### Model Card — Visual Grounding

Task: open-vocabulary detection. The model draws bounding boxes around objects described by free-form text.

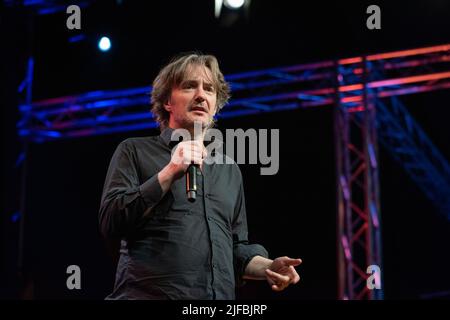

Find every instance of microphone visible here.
[186,163,198,202]
[186,121,204,202]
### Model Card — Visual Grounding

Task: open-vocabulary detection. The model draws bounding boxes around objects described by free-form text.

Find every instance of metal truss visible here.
[334,45,450,300]
[17,43,450,300]
[376,96,450,216]
[18,44,450,141]
[335,58,383,300]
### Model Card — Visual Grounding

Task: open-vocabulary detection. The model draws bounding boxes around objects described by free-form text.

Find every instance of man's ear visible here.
[164,99,172,112]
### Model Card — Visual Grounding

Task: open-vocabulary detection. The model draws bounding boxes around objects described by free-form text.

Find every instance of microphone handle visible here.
[186,164,199,202]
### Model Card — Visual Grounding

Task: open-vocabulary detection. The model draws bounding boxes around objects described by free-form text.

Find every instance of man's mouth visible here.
[191,106,208,113]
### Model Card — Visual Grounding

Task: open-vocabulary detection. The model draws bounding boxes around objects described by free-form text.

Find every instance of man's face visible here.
[165,64,217,130]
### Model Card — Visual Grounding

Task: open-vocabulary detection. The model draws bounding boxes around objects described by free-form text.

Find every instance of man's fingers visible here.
[182,147,206,165]
[282,258,302,267]
[190,156,204,166]
[188,145,207,159]
[271,284,284,292]
[171,141,207,171]
[191,141,206,153]
[265,257,302,291]
[289,266,301,283]
[270,280,290,292]
[265,269,290,283]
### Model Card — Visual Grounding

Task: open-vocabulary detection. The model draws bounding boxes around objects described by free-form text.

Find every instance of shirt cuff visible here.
[235,243,269,287]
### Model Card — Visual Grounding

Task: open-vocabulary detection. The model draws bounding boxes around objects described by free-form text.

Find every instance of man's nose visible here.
[194,87,206,103]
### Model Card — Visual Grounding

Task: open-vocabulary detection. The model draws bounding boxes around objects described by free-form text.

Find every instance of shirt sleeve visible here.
[232,168,269,287]
[98,140,163,239]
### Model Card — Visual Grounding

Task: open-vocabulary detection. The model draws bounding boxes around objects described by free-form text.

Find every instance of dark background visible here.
[2,0,450,299]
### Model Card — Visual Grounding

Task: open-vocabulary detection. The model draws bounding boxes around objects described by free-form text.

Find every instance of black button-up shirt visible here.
[99,128,268,300]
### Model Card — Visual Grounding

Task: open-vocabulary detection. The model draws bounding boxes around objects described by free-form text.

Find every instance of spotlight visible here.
[98,36,111,52]
[224,0,245,9]
[215,0,250,26]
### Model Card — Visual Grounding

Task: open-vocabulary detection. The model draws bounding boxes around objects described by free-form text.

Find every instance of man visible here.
[99,53,302,299]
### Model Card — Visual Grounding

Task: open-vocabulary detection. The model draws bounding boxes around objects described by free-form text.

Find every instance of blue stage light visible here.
[98,36,111,52]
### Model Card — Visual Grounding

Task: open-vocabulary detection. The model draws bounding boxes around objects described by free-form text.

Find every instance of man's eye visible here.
[183,83,195,89]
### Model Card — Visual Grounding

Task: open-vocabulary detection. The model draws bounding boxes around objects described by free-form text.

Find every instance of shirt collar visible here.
[160,127,176,148]
[159,127,215,149]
